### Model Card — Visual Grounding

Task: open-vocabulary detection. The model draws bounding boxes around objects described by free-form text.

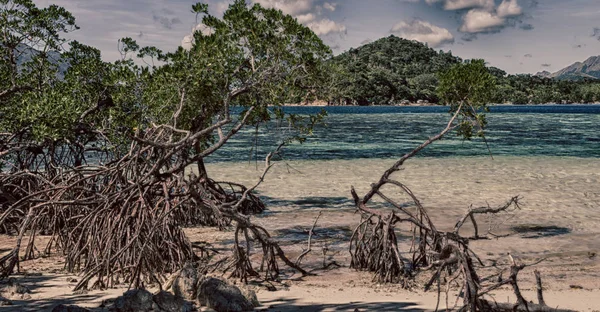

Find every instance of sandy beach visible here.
[2,156,600,311]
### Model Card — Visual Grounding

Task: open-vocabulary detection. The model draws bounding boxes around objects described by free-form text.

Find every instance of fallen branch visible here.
[295,211,322,266]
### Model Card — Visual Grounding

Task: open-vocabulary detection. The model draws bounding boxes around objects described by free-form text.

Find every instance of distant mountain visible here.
[545,56,600,80]
[535,70,552,78]
[13,43,68,77]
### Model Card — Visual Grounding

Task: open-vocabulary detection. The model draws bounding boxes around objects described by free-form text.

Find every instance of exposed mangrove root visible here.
[349,101,565,311]
[0,104,300,289]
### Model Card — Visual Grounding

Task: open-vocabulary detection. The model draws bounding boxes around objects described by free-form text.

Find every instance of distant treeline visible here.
[326,36,600,105]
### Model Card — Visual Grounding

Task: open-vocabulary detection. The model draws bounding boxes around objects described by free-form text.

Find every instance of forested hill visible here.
[330,35,461,105]
[329,36,600,105]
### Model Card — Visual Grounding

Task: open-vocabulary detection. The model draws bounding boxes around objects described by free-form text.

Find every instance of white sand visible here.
[2,156,599,311]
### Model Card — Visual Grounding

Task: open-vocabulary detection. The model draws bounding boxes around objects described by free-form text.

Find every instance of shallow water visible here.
[209,104,600,162]
[204,156,600,266]
[199,106,600,287]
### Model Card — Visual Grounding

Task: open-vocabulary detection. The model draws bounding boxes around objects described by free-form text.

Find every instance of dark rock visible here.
[172,263,198,301]
[111,289,154,312]
[51,304,91,312]
[0,295,12,306]
[152,291,194,312]
[111,289,196,312]
[198,277,254,312]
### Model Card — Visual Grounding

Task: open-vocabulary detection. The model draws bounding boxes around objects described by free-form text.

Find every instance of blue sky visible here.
[32,0,600,74]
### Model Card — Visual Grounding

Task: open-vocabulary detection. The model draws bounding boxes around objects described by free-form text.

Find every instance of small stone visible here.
[111,289,154,312]
[197,277,254,312]
[171,263,198,301]
[152,291,194,312]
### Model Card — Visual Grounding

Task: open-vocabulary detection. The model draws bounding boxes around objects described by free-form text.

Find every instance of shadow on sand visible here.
[511,224,571,239]
[260,196,354,210]
[260,297,427,312]
[1,274,116,312]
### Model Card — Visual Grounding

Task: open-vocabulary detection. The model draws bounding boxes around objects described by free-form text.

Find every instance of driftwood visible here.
[348,103,570,311]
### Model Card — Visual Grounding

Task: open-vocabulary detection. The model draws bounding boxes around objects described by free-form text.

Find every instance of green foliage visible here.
[1,0,79,141]
[492,74,600,104]
[437,59,496,106]
[437,59,496,139]
[328,35,600,106]
[129,0,332,147]
[1,0,332,169]
[330,35,461,105]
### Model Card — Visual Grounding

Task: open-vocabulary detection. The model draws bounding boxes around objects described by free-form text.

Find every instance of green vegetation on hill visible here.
[492,70,600,104]
[329,36,600,105]
[329,35,461,105]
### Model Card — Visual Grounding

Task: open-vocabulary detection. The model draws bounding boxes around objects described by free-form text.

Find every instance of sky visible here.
[31,0,600,75]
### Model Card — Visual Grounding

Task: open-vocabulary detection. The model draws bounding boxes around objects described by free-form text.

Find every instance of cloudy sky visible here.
[32,0,600,74]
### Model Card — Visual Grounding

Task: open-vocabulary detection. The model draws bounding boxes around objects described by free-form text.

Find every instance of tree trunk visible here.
[191,116,209,181]
[192,138,209,181]
[196,155,208,181]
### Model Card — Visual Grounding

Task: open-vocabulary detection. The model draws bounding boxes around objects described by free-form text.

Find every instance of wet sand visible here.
[2,156,599,311]
[201,156,600,310]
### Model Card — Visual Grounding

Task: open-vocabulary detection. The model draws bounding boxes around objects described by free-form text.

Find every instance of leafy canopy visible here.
[436,59,496,139]
[1,0,333,170]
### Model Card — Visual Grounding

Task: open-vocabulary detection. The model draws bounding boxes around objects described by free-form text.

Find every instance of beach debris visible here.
[111,289,194,312]
[0,278,32,300]
[170,263,199,301]
[197,277,256,312]
[51,304,91,312]
[152,291,195,312]
[167,264,259,310]
[112,289,155,312]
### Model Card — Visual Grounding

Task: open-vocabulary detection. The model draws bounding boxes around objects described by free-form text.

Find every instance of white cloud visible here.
[213,1,230,16]
[180,0,346,50]
[442,0,494,10]
[251,0,313,16]
[459,9,505,33]
[391,20,454,47]
[307,18,347,36]
[250,0,346,37]
[181,24,214,50]
[296,13,316,24]
[323,2,337,11]
[496,0,523,17]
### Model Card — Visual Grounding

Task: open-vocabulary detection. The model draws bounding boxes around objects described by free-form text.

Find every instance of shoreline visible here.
[203,154,600,165]
[283,102,600,107]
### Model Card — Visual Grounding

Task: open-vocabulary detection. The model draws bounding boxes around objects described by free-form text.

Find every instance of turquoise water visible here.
[209,105,600,162]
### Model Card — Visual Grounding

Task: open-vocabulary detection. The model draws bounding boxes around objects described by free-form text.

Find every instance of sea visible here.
[208,104,600,163]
